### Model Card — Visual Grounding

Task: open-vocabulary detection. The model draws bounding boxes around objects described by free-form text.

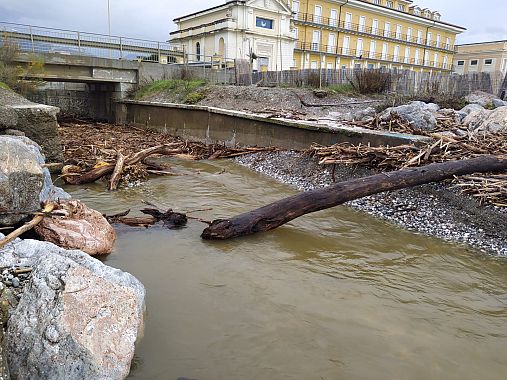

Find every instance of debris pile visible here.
[59,120,277,190]
[310,130,507,207]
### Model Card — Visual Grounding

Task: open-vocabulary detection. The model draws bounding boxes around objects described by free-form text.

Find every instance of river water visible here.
[65,159,507,380]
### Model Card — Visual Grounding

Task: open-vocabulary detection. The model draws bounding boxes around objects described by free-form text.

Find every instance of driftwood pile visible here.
[310,127,507,207]
[59,120,277,190]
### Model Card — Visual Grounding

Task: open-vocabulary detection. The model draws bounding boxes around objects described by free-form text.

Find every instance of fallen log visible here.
[201,155,507,240]
[108,153,125,191]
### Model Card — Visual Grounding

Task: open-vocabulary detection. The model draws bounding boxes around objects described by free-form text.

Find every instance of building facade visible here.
[453,40,507,76]
[169,0,296,71]
[288,0,465,71]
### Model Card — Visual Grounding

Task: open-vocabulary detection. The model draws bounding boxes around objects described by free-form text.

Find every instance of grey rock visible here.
[459,103,484,118]
[11,278,19,288]
[380,101,439,130]
[463,108,493,130]
[477,106,507,133]
[465,91,499,108]
[0,136,69,226]
[0,106,18,130]
[330,107,376,122]
[0,88,63,164]
[492,98,507,108]
[2,237,145,380]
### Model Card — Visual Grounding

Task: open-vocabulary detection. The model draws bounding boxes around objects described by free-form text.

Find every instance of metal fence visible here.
[242,68,504,97]
[0,21,183,63]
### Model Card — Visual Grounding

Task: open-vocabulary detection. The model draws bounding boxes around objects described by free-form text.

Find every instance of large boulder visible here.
[0,136,69,226]
[463,108,493,130]
[465,90,503,108]
[2,237,145,380]
[477,106,507,133]
[0,88,63,164]
[380,101,440,130]
[34,200,116,255]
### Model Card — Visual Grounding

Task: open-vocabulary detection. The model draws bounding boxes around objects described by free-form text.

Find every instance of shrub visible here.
[184,91,205,104]
[347,69,392,94]
[0,36,45,95]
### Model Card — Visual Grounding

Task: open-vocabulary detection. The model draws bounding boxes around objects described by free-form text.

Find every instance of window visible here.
[396,25,402,39]
[345,12,352,29]
[256,17,273,29]
[381,43,388,60]
[327,34,336,53]
[445,37,451,50]
[373,0,381,4]
[484,59,493,65]
[369,40,377,59]
[384,22,391,38]
[311,30,320,51]
[457,60,465,66]
[470,60,478,66]
[372,19,379,35]
[398,4,405,11]
[393,45,400,62]
[433,53,438,67]
[196,42,201,61]
[407,27,412,42]
[433,14,441,21]
[404,47,410,63]
[292,1,300,20]
[414,9,421,16]
[311,61,318,69]
[417,30,423,44]
[342,36,350,55]
[359,16,366,32]
[386,1,394,8]
[330,9,338,27]
[427,32,432,46]
[314,5,322,23]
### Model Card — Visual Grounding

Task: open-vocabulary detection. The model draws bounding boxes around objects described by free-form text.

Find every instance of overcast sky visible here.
[1,0,506,44]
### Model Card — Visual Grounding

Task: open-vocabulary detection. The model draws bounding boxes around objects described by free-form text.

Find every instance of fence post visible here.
[77,31,81,54]
[119,37,123,59]
[29,26,35,53]
[157,42,161,63]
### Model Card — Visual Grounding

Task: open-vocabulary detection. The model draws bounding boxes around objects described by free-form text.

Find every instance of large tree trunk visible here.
[201,155,507,240]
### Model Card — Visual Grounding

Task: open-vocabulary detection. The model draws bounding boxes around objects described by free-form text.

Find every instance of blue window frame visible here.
[256,17,274,29]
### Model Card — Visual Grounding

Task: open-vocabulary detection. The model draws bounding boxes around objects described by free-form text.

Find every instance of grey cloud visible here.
[1,0,506,44]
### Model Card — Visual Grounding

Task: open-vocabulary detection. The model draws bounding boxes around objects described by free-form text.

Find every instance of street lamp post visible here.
[107,0,111,58]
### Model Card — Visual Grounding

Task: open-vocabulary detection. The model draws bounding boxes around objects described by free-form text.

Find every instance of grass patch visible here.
[0,81,11,90]
[135,79,207,101]
[327,83,356,95]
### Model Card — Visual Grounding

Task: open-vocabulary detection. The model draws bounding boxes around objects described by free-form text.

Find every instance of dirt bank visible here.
[236,151,507,257]
[140,84,384,120]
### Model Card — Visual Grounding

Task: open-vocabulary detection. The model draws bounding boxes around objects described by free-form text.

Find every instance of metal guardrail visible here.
[293,12,456,53]
[295,42,452,70]
[0,21,184,63]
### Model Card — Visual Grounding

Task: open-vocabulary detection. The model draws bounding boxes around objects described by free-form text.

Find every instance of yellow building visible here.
[288,0,465,71]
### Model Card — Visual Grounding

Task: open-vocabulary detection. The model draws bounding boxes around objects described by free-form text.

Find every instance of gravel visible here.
[235,151,507,257]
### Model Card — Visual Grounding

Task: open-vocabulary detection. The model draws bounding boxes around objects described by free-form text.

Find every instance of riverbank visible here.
[235,151,507,257]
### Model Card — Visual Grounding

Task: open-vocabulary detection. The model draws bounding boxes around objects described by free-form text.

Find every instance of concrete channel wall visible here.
[116,100,431,150]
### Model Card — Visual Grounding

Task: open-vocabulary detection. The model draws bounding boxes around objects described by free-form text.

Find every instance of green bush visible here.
[0,37,45,95]
[184,91,205,104]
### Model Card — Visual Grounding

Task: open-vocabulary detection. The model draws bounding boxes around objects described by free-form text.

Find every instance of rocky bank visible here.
[0,133,145,378]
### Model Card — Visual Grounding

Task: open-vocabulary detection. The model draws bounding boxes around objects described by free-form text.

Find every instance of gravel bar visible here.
[235,151,507,257]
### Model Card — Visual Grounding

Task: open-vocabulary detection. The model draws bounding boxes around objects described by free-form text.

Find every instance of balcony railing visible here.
[295,42,452,70]
[293,13,456,52]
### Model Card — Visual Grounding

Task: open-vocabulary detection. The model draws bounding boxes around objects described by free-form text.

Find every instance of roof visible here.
[456,40,507,47]
[173,1,244,22]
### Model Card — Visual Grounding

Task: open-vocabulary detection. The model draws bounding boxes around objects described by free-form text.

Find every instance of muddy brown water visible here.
[64,159,507,380]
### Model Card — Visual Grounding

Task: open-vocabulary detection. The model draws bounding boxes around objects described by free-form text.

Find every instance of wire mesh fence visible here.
[241,68,504,97]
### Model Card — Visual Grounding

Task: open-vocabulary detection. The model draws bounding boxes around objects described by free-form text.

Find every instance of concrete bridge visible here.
[1,22,186,120]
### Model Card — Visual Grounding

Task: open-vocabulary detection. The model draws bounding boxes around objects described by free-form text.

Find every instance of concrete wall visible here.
[116,100,429,149]
[29,82,121,121]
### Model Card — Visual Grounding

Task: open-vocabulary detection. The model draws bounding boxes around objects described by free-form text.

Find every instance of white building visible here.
[169,0,297,71]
